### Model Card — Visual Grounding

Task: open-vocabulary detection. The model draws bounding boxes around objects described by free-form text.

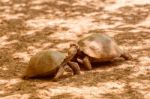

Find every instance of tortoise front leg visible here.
[68,61,80,75]
[54,66,65,80]
[83,56,92,70]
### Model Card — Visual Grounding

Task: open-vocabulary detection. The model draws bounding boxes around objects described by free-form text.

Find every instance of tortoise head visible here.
[69,43,79,53]
[62,43,78,63]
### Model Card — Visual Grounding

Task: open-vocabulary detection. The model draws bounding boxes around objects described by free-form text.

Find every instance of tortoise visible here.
[22,44,80,80]
[75,33,132,70]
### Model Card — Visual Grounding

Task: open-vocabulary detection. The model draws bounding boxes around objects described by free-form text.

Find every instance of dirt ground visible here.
[0,0,150,99]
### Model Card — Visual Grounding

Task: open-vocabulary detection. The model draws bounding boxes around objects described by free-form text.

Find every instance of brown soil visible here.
[0,0,149,99]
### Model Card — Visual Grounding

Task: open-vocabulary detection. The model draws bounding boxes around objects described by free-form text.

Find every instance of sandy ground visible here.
[0,0,150,99]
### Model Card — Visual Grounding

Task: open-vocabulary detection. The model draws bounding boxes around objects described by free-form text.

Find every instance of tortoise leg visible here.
[68,61,80,75]
[121,52,132,60]
[54,66,65,80]
[83,56,92,70]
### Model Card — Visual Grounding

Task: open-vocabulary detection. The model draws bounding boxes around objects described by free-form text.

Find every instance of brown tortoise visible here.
[75,33,132,70]
[22,44,80,80]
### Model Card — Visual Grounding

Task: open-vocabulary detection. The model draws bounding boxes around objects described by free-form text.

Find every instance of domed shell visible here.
[78,33,122,61]
[24,50,66,78]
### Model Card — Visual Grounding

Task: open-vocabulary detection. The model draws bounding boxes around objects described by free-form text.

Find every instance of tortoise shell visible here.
[24,50,66,78]
[78,33,122,61]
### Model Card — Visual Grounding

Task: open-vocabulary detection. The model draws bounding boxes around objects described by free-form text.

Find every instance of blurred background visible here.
[0,0,149,99]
